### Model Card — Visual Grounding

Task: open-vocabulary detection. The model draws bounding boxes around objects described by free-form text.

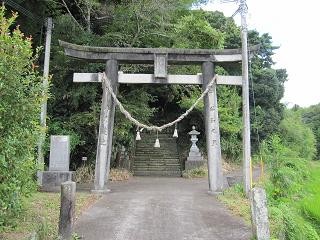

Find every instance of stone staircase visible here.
[133,133,181,177]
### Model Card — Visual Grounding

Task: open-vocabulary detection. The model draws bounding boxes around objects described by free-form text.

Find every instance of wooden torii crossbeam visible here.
[59,40,258,194]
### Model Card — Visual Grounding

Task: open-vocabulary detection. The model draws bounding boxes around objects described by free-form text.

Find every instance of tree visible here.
[248,31,287,151]
[0,7,45,226]
[302,103,320,159]
[280,109,316,160]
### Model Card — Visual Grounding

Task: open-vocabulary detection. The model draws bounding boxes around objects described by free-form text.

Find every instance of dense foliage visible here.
[302,103,320,159]
[0,7,45,227]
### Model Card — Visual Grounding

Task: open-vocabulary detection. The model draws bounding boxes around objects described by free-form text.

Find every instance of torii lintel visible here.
[59,40,259,64]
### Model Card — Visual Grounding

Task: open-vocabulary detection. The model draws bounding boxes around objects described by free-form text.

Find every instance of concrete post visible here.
[202,62,223,193]
[37,17,53,184]
[240,0,252,196]
[58,181,76,240]
[93,60,118,193]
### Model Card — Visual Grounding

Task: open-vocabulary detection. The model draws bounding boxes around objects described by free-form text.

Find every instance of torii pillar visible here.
[203,62,223,193]
[92,60,118,193]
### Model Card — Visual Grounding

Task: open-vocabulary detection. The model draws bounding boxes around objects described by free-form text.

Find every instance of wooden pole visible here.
[37,17,53,184]
[240,0,252,196]
[202,62,223,193]
[93,60,118,193]
[58,181,76,240]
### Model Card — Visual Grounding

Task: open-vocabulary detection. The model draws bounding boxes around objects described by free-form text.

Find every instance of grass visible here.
[0,191,100,240]
[75,166,132,183]
[109,168,133,181]
[182,166,208,178]
[217,161,320,239]
[182,161,239,179]
[300,161,320,232]
[217,184,251,225]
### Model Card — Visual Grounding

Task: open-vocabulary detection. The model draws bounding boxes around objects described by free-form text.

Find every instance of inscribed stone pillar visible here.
[202,62,223,193]
[105,60,118,184]
[251,187,270,240]
[93,60,118,193]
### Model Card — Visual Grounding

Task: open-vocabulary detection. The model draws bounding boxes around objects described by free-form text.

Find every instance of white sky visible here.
[203,0,320,107]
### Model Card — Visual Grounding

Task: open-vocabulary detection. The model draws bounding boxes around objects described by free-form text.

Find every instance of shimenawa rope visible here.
[100,72,217,132]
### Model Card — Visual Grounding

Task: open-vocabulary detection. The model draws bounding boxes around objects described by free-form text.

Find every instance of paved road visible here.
[75,177,252,240]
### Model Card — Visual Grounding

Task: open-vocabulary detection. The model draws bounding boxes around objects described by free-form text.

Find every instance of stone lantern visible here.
[185,126,204,170]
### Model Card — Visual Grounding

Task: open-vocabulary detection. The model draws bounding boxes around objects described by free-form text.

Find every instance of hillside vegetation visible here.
[220,108,320,239]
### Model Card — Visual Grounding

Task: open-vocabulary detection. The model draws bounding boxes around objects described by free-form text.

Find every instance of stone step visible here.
[137,141,177,144]
[135,147,178,150]
[135,151,178,154]
[136,147,178,150]
[133,163,180,167]
[136,140,177,143]
[134,157,179,160]
[134,170,181,177]
[135,149,178,153]
[134,159,179,162]
[135,148,178,152]
[134,161,179,164]
[134,132,181,176]
[135,156,179,158]
[134,162,180,167]
[136,145,178,148]
[135,152,178,155]
[133,166,181,171]
[137,140,177,143]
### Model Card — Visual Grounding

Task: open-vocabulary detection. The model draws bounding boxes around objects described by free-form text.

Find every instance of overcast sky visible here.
[203,0,320,107]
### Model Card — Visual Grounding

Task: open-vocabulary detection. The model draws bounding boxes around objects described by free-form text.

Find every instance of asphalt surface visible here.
[75,177,252,240]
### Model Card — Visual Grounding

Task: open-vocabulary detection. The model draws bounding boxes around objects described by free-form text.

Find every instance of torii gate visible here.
[59,40,257,194]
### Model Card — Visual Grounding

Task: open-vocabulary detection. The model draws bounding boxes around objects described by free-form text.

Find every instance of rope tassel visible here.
[136,127,141,141]
[173,123,178,138]
[154,131,160,148]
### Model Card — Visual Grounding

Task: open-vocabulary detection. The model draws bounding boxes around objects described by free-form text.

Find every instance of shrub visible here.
[260,135,308,200]
[109,168,132,181]
[0,7,45,227]
[74,164,95,183]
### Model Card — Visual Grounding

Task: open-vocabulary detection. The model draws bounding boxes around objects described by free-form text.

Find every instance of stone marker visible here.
[49,135,70,171]
[59,181,76,240]
[40,135,73,191]
[185,126,205,170]
[251,187,270,240]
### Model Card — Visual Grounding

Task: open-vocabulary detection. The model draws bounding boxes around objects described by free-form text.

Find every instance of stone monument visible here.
[185,126,205,170]
[41,135,73,191]
[251,187,270,240]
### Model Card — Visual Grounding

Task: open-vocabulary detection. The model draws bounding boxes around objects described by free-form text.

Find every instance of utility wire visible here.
[2,0,43,23]
[248,45,261,146]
